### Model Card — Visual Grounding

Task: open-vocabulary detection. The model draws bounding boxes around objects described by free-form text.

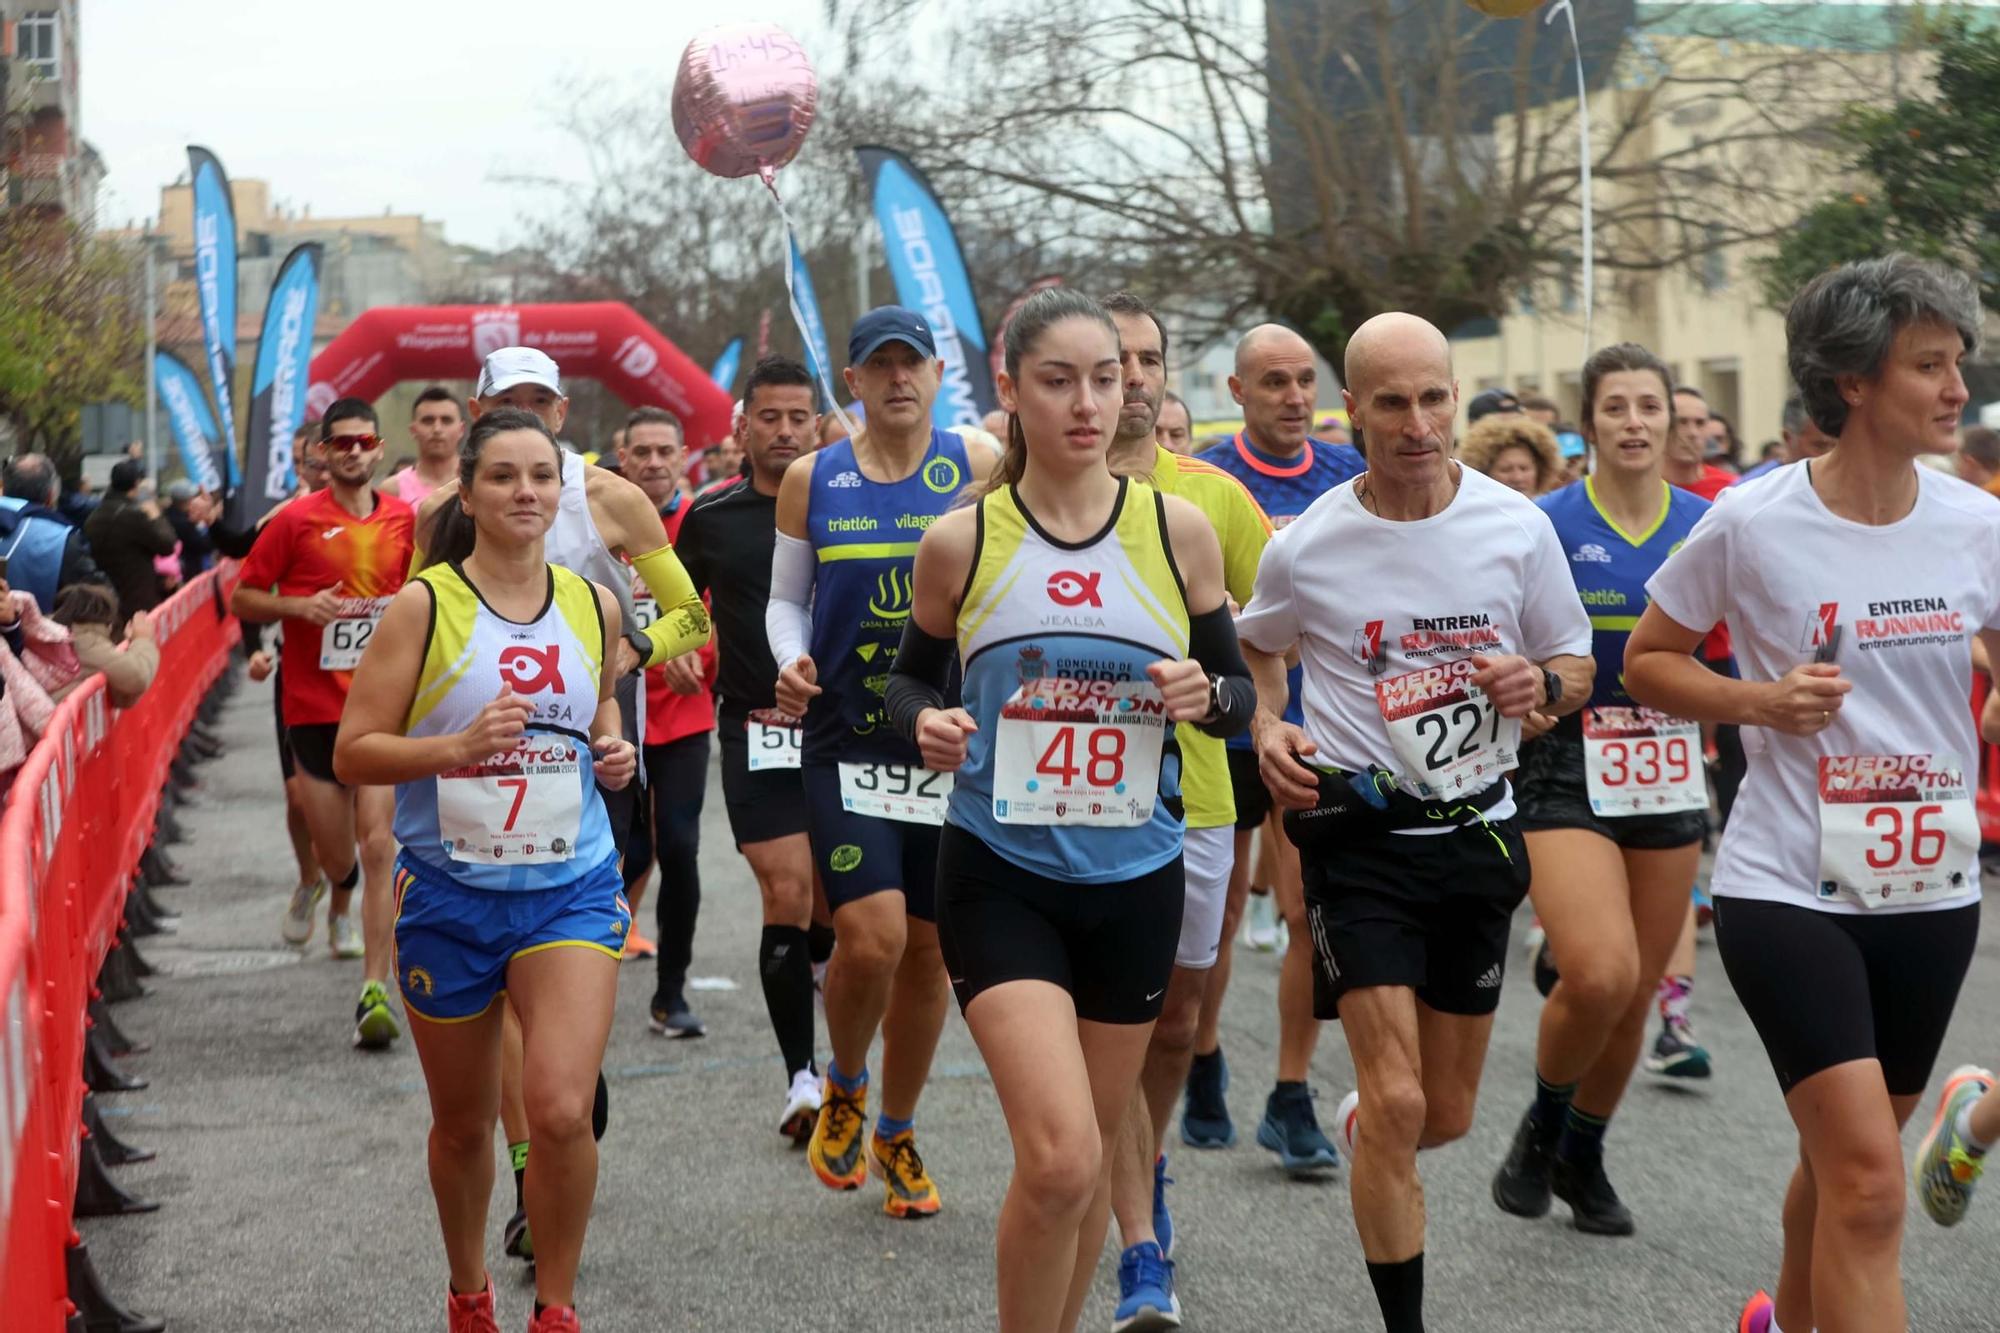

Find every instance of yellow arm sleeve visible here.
[630,544,711,665]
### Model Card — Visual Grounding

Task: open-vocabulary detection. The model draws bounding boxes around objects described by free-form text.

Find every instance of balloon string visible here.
[1545,0,1593,351]
[762,170,858,440]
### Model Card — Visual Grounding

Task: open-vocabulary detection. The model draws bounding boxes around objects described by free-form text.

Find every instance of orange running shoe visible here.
[870,1128,942,1219]
[621,932,657,961]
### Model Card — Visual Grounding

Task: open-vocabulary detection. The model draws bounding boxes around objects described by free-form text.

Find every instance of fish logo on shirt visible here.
[499,644,563,695]
[1046,571,1103,608]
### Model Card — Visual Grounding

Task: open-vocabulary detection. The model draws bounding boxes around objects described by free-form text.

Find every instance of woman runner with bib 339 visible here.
[885,289,1255,1333]
[334,407,642,1333]
[1490,343,1713,1238]
[1626,256,2000,1333]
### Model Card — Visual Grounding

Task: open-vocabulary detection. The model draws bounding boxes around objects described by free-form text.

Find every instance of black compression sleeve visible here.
[885,620,956,743]
[1188,603,1255,740]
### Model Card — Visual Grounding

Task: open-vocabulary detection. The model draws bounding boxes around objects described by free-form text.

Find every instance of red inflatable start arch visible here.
[306,302,735,446]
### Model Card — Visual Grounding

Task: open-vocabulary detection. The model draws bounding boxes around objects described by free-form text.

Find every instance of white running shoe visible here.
[281,877,327,947]
[780,1067,823,1143]
[1244,892,1281,952]
[1333,1089,1360,1159]
[1521,916,1547,960]
[329,913,364,959]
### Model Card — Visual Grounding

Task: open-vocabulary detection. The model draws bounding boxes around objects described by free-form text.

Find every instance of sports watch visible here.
[1540,666,1563,707]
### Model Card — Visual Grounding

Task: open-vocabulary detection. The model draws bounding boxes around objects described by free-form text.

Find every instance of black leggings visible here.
[624,732,711,1005]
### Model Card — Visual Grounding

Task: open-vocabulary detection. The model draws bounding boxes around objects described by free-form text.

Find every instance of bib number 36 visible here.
[1817,753,1977,910]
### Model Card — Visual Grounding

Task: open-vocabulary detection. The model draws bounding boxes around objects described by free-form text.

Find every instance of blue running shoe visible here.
[1180,1048,1234,1148]
[1152,1154,1175,1258]
[1112,1241,1181,1331]
[1256,1082,1339,1176]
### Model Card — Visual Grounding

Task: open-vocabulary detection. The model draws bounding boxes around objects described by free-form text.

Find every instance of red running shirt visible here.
[239,488,416,726]
[640,495,718,746]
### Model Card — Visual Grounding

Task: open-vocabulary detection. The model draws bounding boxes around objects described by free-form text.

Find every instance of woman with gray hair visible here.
[1623,253,1993,1333]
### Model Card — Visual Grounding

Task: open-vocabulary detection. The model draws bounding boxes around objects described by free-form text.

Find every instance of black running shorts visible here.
[285,723,343,787]
[1228,747,1274,831]
[719,722,810,848]
[1715,896,1979,1097]
[934,822,1182,1025]
[1301,814,1530,1019]
[802,763,941,922]
[1514,731,1707,851]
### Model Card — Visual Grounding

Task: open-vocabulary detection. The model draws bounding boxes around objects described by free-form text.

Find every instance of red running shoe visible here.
[527,1305,581,1333]
[1736,1290,1773,1333]
[447,1275,499,1333]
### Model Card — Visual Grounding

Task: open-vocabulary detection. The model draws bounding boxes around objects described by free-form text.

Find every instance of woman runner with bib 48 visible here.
[333,407,644,1333]
[1490,343,1712,1237]
[885,289,1255,1333]
[1626,256,2000,1333]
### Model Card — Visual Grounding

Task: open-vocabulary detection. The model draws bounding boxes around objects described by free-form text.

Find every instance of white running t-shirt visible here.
[1235,465,1592,819]
[1646,461,2000,915]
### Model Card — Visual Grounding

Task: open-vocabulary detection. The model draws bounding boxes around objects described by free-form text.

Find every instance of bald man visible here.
[1186,324,1364,1172]
[1235,313,1593,1333]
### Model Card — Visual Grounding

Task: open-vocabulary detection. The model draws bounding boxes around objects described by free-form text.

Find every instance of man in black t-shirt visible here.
[677,355,827,1141]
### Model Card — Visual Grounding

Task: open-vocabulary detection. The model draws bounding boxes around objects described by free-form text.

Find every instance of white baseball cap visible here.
[477,346,563,398]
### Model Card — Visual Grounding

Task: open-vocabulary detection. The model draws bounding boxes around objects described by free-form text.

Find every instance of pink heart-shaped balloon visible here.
[671,22,819,181]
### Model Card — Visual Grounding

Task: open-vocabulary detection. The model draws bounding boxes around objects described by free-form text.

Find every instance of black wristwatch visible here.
[1540,666,1563,707]
[1203,672,1224,723]
[624,629,652,673]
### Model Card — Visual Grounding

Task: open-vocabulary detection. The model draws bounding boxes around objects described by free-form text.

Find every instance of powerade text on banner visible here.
[855,146,996,430]
[152,350,223,491]
[237,243,324,527]
[186,146,241,490]
[787,236,834,397]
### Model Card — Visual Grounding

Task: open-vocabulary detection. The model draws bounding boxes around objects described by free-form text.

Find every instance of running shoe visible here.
[503,1207,534,1263]
[1491,1110,1554,1219]
[807,1078,870,1190]
[1112,1241,1182,1331]
[869,1128,941,1219]
[1255,1083,1339,1175]
[1243,891,1281,952]
[281,877,327,947]
[1551,1151,1635,1236]
[1533,938,1560,999]
[647,1000,706,1039]
[1693,882,1715,929]
[1913,1063,1995,1227]
[448,1275,500,1333]
[620,931,657,961]
[1736,1290,1773,1333]
[1520,915,1546,960]
[353,980,400,1050]
[1645,1015,1712,1080]
[780,1067,821,1144]
[1153,1154,1175,1258]
[329,912,364,960]
[1180,1048,1235,1148]
[1333,1089,1359,1159]
[526,1305,579,1333]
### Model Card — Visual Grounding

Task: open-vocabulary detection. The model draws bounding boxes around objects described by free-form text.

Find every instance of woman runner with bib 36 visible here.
[885,289,1255,1333]
[1490,343,1712,1237]
[1626,256,2000,1333]
[333,407,642,1333]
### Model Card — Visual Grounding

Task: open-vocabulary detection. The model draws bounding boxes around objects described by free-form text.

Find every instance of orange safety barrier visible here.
[0,564,241,1330]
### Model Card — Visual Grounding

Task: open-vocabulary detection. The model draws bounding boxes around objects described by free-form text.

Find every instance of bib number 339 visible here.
[991,678,1167,827]
[1375,659,1519,800]
[1582,707,1707,816]
[438,736,583,865]
[1817,753,1977,910]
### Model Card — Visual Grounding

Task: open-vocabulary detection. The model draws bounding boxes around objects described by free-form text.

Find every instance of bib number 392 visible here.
[990,678,1167,826]
[318,597,392,671]
[1817,753,1977,910]
[837,762,952,826]
[1582,707,1707,816]
[1376,659,1520,800]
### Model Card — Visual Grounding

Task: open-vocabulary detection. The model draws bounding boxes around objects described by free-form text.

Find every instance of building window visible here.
[1701,225,1728,293]
[19,10,59,80]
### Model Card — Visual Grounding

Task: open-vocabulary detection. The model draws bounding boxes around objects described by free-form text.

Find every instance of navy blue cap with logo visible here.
[848,306,938,366]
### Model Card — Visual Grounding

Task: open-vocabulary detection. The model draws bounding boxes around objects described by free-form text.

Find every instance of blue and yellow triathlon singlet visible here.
[950,479,1189,883]
[392,562,616,890]
[803,428,971,766]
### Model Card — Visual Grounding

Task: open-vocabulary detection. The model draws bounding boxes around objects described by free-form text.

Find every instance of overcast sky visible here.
[84,0,833,249]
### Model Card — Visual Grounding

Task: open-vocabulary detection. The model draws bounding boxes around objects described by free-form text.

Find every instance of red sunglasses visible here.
[320,433,384,454]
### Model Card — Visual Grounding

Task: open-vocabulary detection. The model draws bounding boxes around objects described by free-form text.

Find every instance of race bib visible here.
[631,596,659,632]
[1581,707,1707,817]
[837,762,953,826]
[1375,659,1519,800]
[318,596,392,671]
[745,708,803,771]
[990,678,1167,827]
[1817,754,1978,910]
[437,735,584,866]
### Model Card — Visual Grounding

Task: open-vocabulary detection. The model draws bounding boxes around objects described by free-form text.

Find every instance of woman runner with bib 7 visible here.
[334,407,641,1333]
[885,289,1255,1332]
[1625,256,2000,1333]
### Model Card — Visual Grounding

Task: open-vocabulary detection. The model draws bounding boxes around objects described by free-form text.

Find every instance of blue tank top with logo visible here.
[804,428,970,765]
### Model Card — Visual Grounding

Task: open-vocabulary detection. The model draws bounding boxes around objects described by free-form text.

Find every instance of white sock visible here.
[1957,1102,1994,1156]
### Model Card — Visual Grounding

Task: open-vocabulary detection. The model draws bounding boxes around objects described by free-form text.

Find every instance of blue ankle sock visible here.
[875,1114,913,1140]
[827,1059,867,1095]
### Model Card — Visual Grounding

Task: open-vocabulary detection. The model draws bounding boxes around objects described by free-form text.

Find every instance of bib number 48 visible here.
[1035,727,1126,788]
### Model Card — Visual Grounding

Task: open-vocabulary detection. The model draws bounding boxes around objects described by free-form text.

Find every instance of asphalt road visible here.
[85,677,2000,1331]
